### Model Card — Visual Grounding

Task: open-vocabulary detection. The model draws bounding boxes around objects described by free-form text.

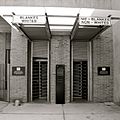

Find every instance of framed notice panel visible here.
[98,67,110,76]
[12,66,25,76]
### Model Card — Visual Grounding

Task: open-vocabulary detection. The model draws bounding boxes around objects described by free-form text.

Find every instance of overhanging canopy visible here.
[71,16,111,41]
[12,15,51,40]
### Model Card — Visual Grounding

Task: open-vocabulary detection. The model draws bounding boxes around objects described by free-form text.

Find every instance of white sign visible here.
[79,17,111,26]
[13,15,46,24]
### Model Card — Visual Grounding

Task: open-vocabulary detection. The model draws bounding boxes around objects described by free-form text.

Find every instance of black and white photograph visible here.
[0,0,120,120]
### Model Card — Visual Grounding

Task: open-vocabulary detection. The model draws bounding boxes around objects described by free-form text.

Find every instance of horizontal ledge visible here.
[50,24,73,26]
[20,24,46,27]
[111,17,120,20]
[47,15,77,18]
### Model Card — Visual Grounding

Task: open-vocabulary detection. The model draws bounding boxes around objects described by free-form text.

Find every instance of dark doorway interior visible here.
[56,65,65,104]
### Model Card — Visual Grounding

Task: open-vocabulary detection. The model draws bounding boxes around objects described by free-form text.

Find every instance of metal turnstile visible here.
[32,59,47,102]
[73,61,88,101]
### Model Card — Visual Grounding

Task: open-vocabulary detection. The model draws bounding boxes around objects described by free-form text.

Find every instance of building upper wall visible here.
[0,0,112,9]
[112,0,120,10]
[0,17,10,33]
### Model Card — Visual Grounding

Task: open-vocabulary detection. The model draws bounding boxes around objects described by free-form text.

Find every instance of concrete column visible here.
[50,35,70,103]
[10,28,28,102]
[113,21,120,104]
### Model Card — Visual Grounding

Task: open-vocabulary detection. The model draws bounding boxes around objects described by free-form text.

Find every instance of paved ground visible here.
[0,102,120,120]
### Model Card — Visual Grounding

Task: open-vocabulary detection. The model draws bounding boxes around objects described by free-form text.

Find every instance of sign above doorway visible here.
[13,15,46,24]
[79,17,111,26]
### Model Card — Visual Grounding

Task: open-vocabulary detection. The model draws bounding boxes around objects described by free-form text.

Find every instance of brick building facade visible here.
[0,0,120,104]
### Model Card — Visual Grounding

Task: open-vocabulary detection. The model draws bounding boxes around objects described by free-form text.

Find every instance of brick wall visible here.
[92,27,113,102]
[10,28,28,102]
[0,17,10,33]
[33,40,48,58]
[50,35,70,103]
[73,41,88,60]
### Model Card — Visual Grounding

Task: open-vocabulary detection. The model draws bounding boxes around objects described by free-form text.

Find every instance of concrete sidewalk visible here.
[0,102,120,120]
[0,101,9,112]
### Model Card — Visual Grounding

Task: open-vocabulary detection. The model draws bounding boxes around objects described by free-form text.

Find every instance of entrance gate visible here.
[73,61,88,101]
[32,58,47,102]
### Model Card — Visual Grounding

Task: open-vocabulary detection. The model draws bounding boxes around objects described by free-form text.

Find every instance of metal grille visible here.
[73,61,88,101]
[32,61,39,100]
[32,60,47,101]
[39,62,47,100]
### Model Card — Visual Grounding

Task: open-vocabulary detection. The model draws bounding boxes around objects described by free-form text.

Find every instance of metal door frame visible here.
[32,58,48,101]
[31,41,50,102]
[71,41,93,102]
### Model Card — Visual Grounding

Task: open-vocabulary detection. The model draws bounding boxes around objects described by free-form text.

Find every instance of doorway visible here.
[32,58,47,102]
[73,61,88,102]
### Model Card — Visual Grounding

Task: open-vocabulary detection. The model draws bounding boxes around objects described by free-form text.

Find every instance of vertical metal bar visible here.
[31,42,33,102]
[81,61,83,99]
[39,61,41,99]
[47,41,50,102]
[3,63,5,101]
[87,42,90,101]
[88,41,93,101]
[71,41,73,101]
[7,64,10,102]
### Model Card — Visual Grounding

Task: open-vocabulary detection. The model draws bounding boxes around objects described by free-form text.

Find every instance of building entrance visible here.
[32,58,47,102]
[73,61,88,102]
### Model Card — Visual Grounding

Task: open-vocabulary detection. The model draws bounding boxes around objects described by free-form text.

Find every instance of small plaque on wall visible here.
[98,67,110,75]
[12,66,25,76]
